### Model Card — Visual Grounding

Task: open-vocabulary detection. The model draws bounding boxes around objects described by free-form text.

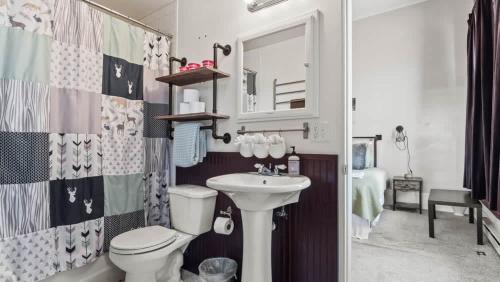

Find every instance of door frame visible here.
[340,0,352,281]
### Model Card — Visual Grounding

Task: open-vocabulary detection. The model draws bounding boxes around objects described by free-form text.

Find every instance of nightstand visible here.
[392,176,423,214]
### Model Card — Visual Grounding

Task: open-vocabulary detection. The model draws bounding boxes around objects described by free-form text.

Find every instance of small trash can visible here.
[198,257,238,282]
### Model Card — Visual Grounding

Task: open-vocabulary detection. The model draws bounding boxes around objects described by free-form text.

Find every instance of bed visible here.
[352,135,388,239]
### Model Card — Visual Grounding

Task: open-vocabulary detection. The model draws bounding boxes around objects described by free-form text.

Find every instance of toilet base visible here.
[125,272,157,282]
[120,249,185,282]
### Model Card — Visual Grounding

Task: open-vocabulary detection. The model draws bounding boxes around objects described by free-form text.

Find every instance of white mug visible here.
[240,143,254,158]
[253,143,269,159]
[269,142,286,159]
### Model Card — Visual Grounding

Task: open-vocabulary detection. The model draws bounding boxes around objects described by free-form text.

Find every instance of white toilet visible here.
[109,185,218,282]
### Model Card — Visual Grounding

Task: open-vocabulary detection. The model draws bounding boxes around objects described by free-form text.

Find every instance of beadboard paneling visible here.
[176,152,338,282]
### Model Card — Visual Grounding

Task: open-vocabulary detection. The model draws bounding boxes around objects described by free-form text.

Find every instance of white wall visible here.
[353,0,474,206]
[176,0,343,156]
[140,0,178,56]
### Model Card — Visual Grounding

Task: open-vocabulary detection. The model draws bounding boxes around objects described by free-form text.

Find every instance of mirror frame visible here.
[236,10,320,122]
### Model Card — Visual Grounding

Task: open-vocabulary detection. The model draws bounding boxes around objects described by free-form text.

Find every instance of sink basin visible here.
[206,173,311,210]
[206,173,311,282]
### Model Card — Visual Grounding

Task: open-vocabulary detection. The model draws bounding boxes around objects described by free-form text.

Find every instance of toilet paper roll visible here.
[213,217,234,235]
[189,101,205,113]
[179,102,190,114]
[183,89,200,103]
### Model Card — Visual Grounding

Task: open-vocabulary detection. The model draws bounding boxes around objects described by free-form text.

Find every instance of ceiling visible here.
[353,0,431,20]
[91,0,175,20]
[91,0,432,22]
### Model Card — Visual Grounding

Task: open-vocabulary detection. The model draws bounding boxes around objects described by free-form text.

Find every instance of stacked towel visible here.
[173,123,207,167]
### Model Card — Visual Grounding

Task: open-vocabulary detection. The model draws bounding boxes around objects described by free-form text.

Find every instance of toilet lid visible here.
[111,226,178,252]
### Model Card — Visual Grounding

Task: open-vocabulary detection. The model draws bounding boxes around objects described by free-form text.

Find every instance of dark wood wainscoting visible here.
[176,152,338,282]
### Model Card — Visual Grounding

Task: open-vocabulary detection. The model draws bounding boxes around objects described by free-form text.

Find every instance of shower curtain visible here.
[0,0,172,281]
[465,0,499,213]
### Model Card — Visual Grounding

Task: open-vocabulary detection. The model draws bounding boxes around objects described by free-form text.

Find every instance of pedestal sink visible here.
[206,173,311,282]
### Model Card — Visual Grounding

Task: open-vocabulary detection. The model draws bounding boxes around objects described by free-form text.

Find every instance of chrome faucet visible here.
[254,163,287,176]
[254,163,273,176]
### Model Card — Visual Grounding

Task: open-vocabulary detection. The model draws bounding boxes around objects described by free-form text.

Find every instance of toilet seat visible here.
[110,226,178,255]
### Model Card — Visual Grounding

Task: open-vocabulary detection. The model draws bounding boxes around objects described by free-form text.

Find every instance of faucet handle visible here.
[274,164,287,175]
[275,164,287,170]
[254,163,264,173]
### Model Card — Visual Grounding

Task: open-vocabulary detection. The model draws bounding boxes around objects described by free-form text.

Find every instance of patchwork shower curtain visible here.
[0,0,172,281]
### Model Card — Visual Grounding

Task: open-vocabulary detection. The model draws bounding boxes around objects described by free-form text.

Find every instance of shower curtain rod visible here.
[81,0,173,39]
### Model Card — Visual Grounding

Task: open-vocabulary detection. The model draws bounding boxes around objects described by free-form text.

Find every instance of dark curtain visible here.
[465,0,500,213]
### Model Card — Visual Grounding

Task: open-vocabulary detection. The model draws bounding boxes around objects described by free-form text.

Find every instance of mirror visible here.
[237,10,319,122]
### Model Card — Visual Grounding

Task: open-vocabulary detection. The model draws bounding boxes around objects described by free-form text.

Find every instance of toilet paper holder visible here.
[220,206,233,220]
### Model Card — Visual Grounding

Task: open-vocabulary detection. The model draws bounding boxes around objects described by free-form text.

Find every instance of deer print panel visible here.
[49,176,104,226]
[0,0,54,37]
[102,55,144,100]
[101,96,144,175]
[54,217,104,272]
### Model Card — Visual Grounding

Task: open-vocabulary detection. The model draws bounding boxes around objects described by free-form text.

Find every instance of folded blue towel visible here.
[198,130,207,163]
[174,123,201,167]
[173,123,208,167]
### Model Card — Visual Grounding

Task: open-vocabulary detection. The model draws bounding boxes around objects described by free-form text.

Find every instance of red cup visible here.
[179,66,189,72]
[187,63,201,70]
[202,60,214,68]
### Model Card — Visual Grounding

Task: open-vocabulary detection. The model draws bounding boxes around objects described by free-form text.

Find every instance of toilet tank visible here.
[168,185,218,235]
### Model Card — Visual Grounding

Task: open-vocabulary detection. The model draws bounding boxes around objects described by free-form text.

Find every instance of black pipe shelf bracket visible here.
[154,43,233,144]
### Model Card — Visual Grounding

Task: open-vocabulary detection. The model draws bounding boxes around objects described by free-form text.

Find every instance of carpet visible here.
[352,210,500,282]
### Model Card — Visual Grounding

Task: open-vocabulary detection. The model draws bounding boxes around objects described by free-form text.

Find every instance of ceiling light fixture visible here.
[246,0,288,13]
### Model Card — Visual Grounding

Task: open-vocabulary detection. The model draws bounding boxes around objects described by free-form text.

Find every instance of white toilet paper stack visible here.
[179,89,206,114]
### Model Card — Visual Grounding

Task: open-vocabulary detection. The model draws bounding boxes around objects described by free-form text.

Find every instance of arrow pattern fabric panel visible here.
[0,0,172,280]
[54,217,104,272]
[49,133,103,180]
[143,31,172,228]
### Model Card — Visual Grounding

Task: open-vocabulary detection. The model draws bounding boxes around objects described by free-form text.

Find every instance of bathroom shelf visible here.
[155,43,233,144]
[155,67,230,86]
[155,112,229,122]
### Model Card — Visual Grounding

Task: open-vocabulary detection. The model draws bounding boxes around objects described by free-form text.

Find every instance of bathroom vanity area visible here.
[177,152,338,282]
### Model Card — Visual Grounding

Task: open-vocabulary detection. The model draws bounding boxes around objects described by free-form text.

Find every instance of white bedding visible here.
[352,168,388,239]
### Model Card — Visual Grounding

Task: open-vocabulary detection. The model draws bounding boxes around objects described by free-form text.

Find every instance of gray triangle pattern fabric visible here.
[0,228,57,282]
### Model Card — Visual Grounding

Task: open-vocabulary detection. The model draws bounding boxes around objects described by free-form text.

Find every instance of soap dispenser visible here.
[288,146,300,176]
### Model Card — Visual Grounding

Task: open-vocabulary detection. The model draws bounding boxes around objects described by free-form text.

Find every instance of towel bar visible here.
[237,122,309,139]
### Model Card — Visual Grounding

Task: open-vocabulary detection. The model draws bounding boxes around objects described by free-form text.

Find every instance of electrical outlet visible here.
[311,121,329,142]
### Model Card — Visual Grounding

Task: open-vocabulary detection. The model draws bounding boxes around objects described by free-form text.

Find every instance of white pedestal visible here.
[240,210,273,282]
